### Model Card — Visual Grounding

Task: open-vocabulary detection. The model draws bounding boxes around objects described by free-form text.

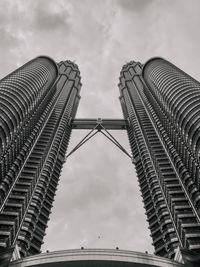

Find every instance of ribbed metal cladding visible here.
[142,59,200,197]
[0,56,57,155]
[0,57,81,258]
[119,60,200,259]
[143,58,200,158]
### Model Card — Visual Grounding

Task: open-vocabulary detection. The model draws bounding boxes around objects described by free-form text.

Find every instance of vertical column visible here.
[119,60,200,258]
[0,58,81,258]
[18,60,81,256]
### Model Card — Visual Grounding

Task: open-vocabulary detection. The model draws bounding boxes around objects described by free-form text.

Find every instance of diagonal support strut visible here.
[65,118,133,162]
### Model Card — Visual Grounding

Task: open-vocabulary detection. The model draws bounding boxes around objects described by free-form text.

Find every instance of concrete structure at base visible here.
[9,249,182,267]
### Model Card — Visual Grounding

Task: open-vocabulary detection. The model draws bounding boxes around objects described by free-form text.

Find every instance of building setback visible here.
[119,58,200,259]
[0,56,81,257]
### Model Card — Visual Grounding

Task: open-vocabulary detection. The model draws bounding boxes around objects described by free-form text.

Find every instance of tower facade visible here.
[2,55,200,265]
[119,58,200,258]
[0,57,81,257]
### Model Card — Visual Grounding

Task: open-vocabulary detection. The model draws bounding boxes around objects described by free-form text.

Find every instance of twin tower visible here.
[1,56,200,262]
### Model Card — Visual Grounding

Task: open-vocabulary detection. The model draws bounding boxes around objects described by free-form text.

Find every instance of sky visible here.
[1,0,200,255]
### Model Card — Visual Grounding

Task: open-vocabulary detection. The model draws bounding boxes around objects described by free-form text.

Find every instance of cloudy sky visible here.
[1,0,200,255]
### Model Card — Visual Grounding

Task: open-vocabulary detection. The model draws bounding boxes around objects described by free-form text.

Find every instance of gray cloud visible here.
[117,0,153,12]
[33,1,71,31]
[0,27,21,77]
[1,0,200,256]
[0,28,17,50]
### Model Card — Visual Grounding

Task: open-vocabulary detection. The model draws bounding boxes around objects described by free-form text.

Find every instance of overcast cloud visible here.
[1,0,200,255]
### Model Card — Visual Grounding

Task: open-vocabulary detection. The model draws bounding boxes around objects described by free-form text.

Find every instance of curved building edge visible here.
[142,56,200,84]
[0,55,59,83]
[9,248,183,267]
[141,56,165,77]
[37,55,59,77]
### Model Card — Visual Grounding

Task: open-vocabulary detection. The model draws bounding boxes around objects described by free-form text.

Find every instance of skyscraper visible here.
[119,58,200,259]
[1,55,200,266]
[0,56,81,257]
